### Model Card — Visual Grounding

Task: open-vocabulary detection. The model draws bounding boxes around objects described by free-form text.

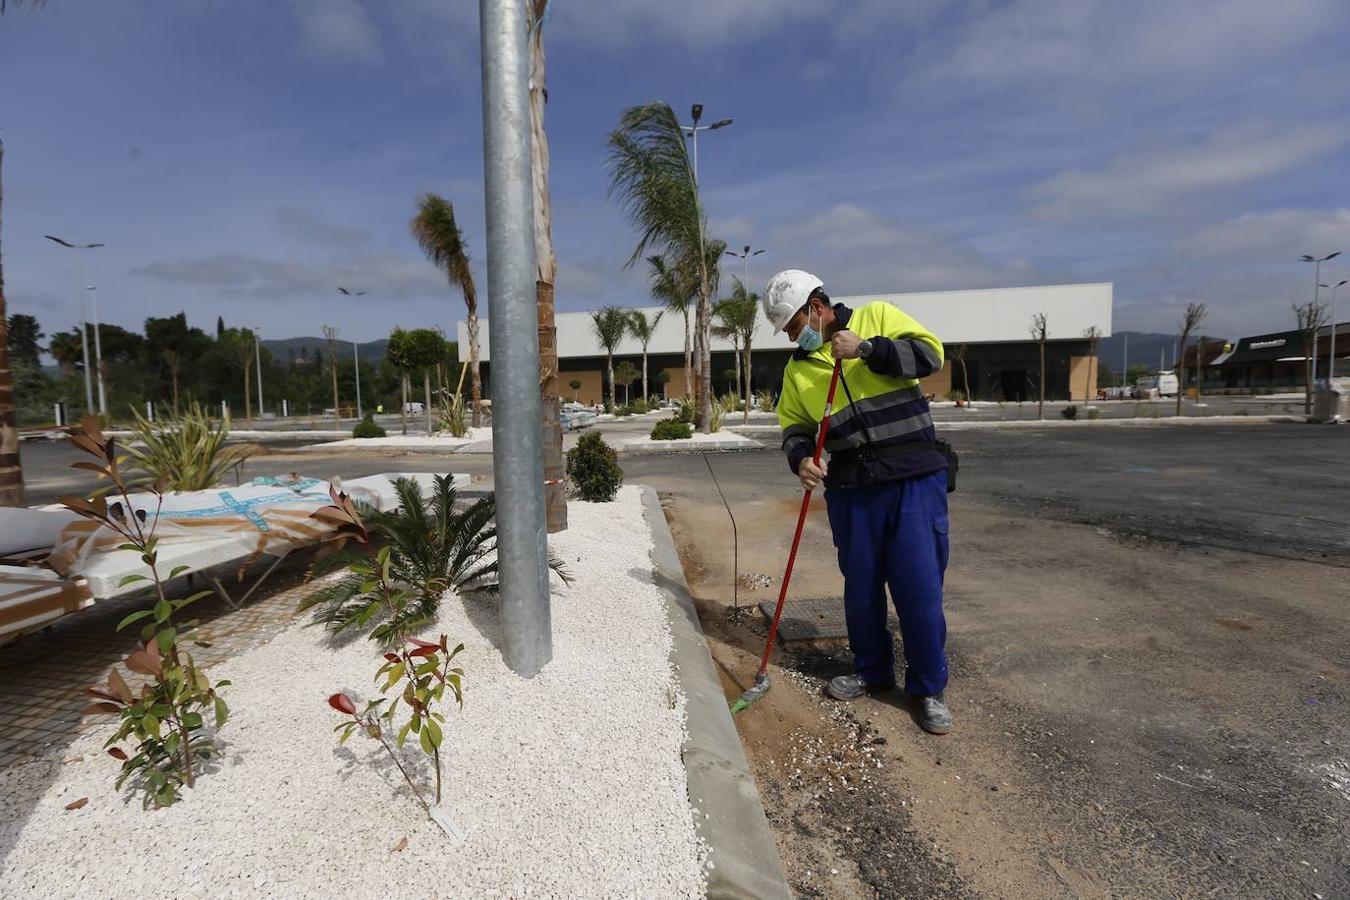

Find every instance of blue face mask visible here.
[795,307,823,352]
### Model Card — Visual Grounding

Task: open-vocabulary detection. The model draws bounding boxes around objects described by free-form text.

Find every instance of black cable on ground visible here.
[701,451,739,616]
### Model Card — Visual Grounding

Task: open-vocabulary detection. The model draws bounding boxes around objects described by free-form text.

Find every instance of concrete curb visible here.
[640,486,790,900]
[623,438,764,454]
[936,414,1303,430]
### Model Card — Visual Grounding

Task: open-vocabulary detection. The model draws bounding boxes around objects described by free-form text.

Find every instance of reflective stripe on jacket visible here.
[778,301,948,486]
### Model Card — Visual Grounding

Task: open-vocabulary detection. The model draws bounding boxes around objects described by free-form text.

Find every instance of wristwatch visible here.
[858,339,873,359]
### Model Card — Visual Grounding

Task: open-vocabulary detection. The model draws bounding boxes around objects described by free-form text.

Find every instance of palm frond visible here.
[411,193,477,314]
[606,102,706,271]
[590,307,630,353]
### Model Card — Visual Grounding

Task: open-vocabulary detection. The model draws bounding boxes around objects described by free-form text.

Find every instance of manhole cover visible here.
[756,597,898,641]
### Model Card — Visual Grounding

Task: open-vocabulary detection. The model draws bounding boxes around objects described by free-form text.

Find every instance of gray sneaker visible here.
[918,693,952,735]
[825,674,895,701]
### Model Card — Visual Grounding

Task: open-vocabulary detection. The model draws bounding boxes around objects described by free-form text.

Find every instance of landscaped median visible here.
[619,431,762,454]
[0,485,787,898]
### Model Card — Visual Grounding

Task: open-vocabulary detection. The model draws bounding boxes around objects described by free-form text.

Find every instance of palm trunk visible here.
[606,352,615,411]
[696,287,712,432]
[424,371,433,435]
[1037,339,1045,420]
[467,306,482,428]
[641,348,648,403]
[682,308,692,401]
[732,335,742,402]
[400,373,409,435]
[743,339,752,424]
[0,138,24,507]
[529,7,567,533]
[170,357,181,414]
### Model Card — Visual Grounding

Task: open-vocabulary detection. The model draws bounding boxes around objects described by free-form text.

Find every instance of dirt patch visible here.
[664,486,1350,899]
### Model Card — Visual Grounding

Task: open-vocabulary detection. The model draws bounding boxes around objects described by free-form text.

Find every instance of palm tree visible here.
[627,309,663,402]
[608,102,721,432]
[411,194,482,428]
[1029,313,1048,420]
[0,137,24,506]
[713,277,759,422]
[590,307,629,411]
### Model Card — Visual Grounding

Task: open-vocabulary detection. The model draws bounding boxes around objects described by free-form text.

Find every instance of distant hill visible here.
[261,337,389,364]
[1096,330,1228,375]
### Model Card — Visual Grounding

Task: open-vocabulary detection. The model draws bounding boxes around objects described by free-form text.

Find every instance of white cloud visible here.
[767,203,1045,295]
[133,252,445,299]
[1180,208,1350,260]
[291,0,384,64]
[935,0,1337,85]
[273,206,370,248]
[1031,124,1348,220]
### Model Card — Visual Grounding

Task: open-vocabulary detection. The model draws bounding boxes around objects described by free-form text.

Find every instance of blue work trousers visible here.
[824,470,950,696]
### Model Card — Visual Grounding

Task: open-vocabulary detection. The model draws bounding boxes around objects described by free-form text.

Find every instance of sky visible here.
[2,0,1348,348]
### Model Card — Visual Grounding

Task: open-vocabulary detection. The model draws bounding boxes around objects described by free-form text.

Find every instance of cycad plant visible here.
[119,401,254,492]
[301,476,570,646]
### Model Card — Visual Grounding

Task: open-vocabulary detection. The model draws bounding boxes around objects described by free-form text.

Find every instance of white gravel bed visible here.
[0,486,706,899]
[298,428,493,452]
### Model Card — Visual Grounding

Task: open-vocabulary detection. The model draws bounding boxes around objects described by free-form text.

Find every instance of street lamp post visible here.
[1301,252,1341,381]
[1322,279,1348,380]
[252,326,264,417]
[679,103,733,183]
[86,285,106,415]
[337,288,367,419]
[44,235,104,414]
[724,244,765,289]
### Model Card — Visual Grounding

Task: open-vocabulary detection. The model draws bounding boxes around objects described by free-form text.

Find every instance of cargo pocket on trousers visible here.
[932,514,950,574]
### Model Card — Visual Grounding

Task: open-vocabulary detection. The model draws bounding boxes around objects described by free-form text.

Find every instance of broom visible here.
[730,360,841,715]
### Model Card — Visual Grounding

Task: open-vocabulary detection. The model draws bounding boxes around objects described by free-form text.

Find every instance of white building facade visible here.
[460,283,1113,404]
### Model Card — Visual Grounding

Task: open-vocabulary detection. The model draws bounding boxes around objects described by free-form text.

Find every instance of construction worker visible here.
[764,270,953,735]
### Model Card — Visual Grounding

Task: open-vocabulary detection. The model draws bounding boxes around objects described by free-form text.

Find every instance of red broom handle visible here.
[757,360,842,677]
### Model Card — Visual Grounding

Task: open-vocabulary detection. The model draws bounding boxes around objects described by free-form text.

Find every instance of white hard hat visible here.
[763,269,824,333]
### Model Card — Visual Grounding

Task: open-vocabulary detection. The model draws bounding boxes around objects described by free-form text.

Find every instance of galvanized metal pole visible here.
[480,0,550,676]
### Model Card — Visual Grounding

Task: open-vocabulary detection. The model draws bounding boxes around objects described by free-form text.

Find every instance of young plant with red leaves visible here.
[311,490,465,817]
[62,416,229,808]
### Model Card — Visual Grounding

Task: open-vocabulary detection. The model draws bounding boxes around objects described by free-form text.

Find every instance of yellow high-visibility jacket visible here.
[777,301,947,486]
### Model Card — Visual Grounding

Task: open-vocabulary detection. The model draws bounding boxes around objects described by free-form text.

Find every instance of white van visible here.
[1135,372,1179,397]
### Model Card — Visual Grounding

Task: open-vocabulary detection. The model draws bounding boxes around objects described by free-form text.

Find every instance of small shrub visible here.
[120,401,253,492]
[616,405,634,417]
[566,431,623,502]
[353,413,387,438]
[1061,405,1078,420]
[1086,407,1100,420]
[674,399,695,424]
[63,417,229,809]
[436,390,468,437]
[629,399,649,414]
[755,391,776,413]
[651,420,692,440]
[709,402,727,433]
[307,486,464,817]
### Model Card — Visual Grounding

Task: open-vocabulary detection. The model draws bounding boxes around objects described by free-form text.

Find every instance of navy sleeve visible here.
[864,334,941,379]
[781,423,816,475]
